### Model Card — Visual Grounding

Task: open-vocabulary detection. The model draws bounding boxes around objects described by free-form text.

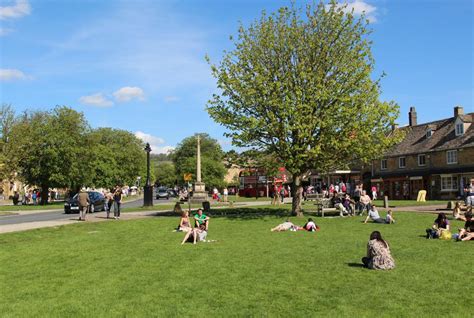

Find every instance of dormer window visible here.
[426,129,433,138]
[455,123,464,136]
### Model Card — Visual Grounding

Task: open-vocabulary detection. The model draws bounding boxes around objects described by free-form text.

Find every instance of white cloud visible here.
[0,68,31,81]
[0,27,13,36]
[330,1,377,23]
[113,86,145,103]
[164,96,180,103]
[134,131,174,154]
[79,93,113,107]
[0,0,31,20]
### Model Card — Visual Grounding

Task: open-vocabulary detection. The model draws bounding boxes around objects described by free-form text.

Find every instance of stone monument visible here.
[190,135,208,202]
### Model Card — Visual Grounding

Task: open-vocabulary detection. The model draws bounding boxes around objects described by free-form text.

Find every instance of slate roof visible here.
[385,112,474,157]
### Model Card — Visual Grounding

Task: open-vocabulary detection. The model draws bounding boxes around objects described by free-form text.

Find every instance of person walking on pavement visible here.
[113,187,123,220]
[78,188,90,221]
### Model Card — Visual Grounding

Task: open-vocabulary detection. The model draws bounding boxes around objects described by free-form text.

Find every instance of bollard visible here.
[384,196,389,208]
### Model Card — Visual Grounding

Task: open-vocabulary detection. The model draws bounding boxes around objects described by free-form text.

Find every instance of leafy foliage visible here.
[154,161,176,187]
[88,128,147,189]
[171,133,226,189]
[7,107,91,201]
[207,2,402,215]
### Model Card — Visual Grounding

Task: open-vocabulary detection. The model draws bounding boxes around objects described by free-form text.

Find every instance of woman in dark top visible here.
[458,210,473,241]
[426,213,450,239]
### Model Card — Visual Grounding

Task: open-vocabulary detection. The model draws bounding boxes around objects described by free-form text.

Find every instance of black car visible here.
[64,191,106,214]
[156,187,169,200]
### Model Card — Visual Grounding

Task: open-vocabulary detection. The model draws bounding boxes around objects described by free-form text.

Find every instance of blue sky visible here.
[1,0,473,153]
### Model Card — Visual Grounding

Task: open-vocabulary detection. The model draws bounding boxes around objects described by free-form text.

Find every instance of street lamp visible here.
[143,143,153,207]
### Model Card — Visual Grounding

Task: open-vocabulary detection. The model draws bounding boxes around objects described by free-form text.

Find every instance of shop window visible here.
[446,150,458,164]
[418,154,426,166]
[441,175,458,191]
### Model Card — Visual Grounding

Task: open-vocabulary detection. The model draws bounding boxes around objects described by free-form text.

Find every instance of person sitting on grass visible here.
[426,213,450,239]
[452,201,466,221]
[181,223,207,245]
[362,231,395,270]
[194,208,210,230]
[364,205,387,224]
[457,210,474,241]
[303,218,319,232]
[177,210,192,232]
[385,210,395,224]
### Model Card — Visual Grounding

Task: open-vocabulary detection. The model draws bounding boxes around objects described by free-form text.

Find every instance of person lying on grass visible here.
[271,218,319,232]
[426,213,450,239]
[457,210,474,241]
[362,231,395,270]
[194,208,210,230]
[364,205,392,224]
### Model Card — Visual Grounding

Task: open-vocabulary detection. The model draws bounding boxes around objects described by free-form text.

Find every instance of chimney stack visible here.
[409,106,417,126]
[454,106,464,117]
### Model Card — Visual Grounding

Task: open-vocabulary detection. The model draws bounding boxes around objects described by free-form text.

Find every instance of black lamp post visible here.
[143,143,153,207]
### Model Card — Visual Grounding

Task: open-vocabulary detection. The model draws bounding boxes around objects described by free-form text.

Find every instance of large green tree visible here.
[0,104,16,181]
[207,2,402,216]
[88,127,147,189]
[171,133,226,189]
[8,107,92,203]
[154,161,176,187]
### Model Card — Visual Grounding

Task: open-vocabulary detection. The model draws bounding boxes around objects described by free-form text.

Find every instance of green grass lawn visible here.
[0,201,64,211]
[0,211,471,317]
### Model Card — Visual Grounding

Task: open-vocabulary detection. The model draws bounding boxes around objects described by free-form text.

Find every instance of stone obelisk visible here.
[191,135,208,202]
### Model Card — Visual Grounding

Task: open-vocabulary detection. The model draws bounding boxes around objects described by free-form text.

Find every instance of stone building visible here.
[369,106,473,200]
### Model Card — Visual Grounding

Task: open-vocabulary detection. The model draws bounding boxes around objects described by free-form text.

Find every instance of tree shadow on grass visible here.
[347,262,365,268]
[147,208,291,220]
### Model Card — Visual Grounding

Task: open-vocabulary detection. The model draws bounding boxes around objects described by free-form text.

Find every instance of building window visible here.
[418,154,426,166]
[455,123,464,136]
[447,150,458,164]
[441,175,458,191]
[381,159,387,170]
[426,129,433,138]
[399,157,406,168]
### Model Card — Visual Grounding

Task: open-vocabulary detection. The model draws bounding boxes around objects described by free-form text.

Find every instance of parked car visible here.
[167,188,178,198]
[156,187,169,200]
[64,191,106,214]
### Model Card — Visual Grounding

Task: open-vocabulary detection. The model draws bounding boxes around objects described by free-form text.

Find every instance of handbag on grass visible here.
[439,230,452,240]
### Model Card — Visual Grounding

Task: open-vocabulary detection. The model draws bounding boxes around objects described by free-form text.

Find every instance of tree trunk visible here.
[40,185,49,205]
[291,174,304,217]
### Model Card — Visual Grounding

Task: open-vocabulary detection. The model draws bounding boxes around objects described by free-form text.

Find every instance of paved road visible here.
[0,195,176,226]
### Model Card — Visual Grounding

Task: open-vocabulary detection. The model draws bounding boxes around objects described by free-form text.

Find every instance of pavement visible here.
[0,197,448,234]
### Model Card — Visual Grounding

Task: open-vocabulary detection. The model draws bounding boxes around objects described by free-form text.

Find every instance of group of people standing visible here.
[76,186,123,222]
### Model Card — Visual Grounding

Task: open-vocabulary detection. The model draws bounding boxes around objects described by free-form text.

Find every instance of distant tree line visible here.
[0,104,147,204]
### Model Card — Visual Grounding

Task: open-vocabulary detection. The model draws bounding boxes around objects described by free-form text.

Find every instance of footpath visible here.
[0,199,448,234]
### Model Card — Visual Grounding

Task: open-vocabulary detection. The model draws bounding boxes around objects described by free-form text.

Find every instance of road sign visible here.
[184,173,193,181]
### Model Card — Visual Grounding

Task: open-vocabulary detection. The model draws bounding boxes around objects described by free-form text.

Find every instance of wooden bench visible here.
[315,198,340,217]
[306,193,323,201]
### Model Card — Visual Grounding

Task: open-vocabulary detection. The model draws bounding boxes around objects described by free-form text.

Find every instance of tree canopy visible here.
[88,127,147,189]
[207,1,402,215]
[4,106,147,203]
[171,133,226,189]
